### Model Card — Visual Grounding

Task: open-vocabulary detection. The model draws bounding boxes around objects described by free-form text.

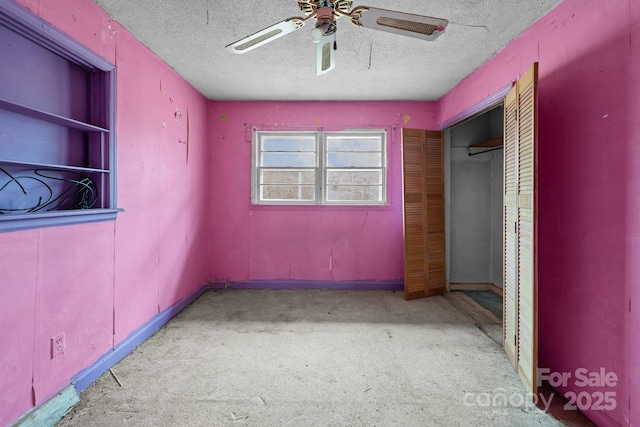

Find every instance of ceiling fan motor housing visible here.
[313,1,337,39]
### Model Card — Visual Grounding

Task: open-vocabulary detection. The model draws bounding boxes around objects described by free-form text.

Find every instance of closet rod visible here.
[468,146,503,157]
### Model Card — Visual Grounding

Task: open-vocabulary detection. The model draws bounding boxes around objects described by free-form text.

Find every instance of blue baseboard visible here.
[71,283,208,393]
[13,385,78,427]
[208,280,404,291]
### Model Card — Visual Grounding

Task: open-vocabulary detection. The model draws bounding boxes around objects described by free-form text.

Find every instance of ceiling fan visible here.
[225,0,448,75]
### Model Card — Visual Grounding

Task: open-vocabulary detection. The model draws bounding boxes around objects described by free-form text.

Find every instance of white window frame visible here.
[252,130,387,206]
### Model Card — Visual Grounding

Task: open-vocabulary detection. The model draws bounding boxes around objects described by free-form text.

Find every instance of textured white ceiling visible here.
[93,0,561,101]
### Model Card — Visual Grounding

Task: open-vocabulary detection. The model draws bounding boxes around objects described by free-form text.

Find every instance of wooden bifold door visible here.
[401,129,445,300]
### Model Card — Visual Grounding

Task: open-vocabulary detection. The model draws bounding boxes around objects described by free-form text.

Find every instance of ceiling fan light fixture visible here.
[311,20,336,42]
[311,27,323,43]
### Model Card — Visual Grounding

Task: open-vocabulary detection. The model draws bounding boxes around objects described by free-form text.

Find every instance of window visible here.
[253,130,386,205]
[0,2,119,232]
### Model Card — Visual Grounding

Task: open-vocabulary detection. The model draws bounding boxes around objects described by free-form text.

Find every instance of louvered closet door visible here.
[503,62,538,396]
[516,63,538,395]
[503,85,519,369]
[402,129,445,300]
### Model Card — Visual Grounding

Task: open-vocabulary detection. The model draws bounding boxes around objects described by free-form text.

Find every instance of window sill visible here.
[249,203,392,212]
[0,208,123,233]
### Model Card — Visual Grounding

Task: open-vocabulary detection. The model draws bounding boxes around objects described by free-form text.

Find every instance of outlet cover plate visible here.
[51,333,65,359]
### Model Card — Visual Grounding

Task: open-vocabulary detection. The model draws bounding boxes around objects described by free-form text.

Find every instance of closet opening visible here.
[444,105,504,325]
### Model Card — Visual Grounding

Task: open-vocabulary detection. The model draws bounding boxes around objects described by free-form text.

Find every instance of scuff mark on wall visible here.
[329,250,335,281]
[105,21,117,43]
[361,212,369,229]
[179,109,190,165]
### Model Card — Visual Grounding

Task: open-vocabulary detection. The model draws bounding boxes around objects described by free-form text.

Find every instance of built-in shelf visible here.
[470,137,503,148]
[0,0,119,232]
[0,97,109,133]
[0,158,109,174]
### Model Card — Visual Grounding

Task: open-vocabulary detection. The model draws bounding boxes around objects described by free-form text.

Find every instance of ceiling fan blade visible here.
[226,18,306,54]
[316,33,335,75]
[353,7,448,41]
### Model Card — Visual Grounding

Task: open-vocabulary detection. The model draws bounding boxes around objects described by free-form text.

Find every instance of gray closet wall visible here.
[446,107,504,287]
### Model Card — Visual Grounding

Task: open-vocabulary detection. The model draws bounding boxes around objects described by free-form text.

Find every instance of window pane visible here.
[261,152,316,167]
[326,170,381,185]
[327,152,381,167]
[262,170,315,185]
[261,185,315,201]
[326,185,382,202]
[262,137,316,152]
[327,137,381,152]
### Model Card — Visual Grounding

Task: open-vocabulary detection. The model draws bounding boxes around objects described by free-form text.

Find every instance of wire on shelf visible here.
[0,167,98,214]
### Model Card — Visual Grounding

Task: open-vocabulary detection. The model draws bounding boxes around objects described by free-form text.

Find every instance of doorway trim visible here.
[440,83,514,288]
[438,83,514,130]
[443,104,506,292]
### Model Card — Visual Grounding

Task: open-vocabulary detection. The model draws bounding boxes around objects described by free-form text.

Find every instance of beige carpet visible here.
[58,289,592,426]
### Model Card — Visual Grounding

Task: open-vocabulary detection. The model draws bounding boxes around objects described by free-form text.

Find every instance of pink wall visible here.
[208,102,437,284]
[630,1,640,424]
[5,0,639,425]
[440,0,639,425]
[0,1,210,425]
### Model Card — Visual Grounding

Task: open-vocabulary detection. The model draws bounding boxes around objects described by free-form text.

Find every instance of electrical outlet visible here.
[51,333,65,359]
